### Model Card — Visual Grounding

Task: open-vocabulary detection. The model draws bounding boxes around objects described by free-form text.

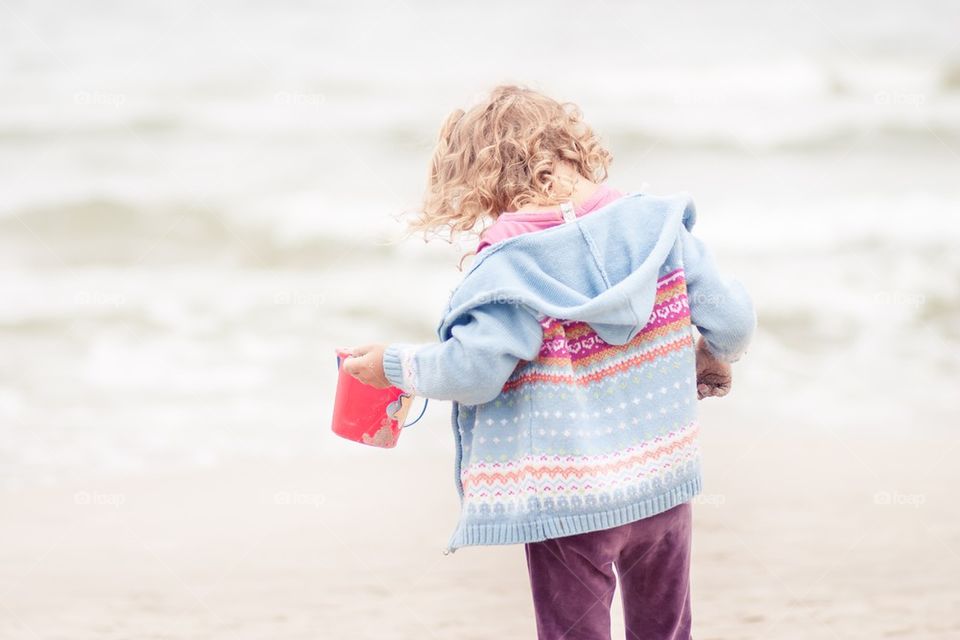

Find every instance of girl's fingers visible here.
[342,355,365,377]
[697,382,731,399]
[348,344,375,357]
[341,346,369,372]
[339,345,387,387]
[346,365,367,383]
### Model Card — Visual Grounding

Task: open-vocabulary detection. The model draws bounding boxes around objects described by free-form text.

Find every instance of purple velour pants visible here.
[524,502,692,640]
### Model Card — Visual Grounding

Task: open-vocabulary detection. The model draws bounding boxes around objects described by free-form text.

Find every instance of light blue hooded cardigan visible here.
[382,192,755,552]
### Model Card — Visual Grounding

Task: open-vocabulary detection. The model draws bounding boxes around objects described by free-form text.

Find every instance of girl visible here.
[342,85,755,640]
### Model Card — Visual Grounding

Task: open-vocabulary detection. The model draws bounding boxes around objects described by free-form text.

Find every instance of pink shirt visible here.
[476,184,624,252]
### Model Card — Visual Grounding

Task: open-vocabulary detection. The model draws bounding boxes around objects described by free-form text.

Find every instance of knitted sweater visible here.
[382,191,756,552]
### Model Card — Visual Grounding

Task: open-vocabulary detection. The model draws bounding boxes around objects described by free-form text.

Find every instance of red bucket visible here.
[331,348,426,448]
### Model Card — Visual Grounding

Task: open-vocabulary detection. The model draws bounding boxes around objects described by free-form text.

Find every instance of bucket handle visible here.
[335,351,429,428]
[399,394,429,428]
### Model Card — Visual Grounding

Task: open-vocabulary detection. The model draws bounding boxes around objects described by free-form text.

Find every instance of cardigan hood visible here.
[437,192,697,345]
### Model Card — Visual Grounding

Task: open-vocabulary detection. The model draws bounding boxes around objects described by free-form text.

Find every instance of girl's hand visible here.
[695,336,732,399]
[341,344,392,389]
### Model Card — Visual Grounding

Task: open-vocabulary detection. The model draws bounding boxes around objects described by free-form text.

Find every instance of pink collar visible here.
[476,184,623,253]
[498,183,616,221]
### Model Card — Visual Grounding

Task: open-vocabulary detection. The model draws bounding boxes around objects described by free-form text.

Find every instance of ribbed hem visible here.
[382,344,406,389]
[445,475,702,552]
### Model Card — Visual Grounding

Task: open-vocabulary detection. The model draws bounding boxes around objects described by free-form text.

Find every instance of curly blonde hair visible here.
[404,85,612,247]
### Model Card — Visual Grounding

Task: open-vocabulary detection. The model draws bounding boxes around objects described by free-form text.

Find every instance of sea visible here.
[2,0,959,485]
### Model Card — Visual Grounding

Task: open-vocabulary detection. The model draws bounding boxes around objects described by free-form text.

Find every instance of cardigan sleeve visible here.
[680,226,756,362]
[381,302,545,406]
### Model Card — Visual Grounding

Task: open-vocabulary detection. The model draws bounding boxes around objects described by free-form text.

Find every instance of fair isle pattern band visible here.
[503,267,692,391]
[538,269,690,366]
[541,268,688,361]
[460,421,700,509]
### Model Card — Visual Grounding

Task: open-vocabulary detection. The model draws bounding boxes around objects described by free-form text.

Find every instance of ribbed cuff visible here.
[704,341,743,363]
[697,334,745,364]
[382,344,407,389]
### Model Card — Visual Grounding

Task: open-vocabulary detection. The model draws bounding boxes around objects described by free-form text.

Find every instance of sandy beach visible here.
[3,412,958,640]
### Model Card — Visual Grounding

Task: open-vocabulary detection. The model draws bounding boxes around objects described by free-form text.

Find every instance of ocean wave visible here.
[609,122,960,153]
[0,199,405,268]
[1,119,956,156]
[0,85,958,153]
[4,193,960,269]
